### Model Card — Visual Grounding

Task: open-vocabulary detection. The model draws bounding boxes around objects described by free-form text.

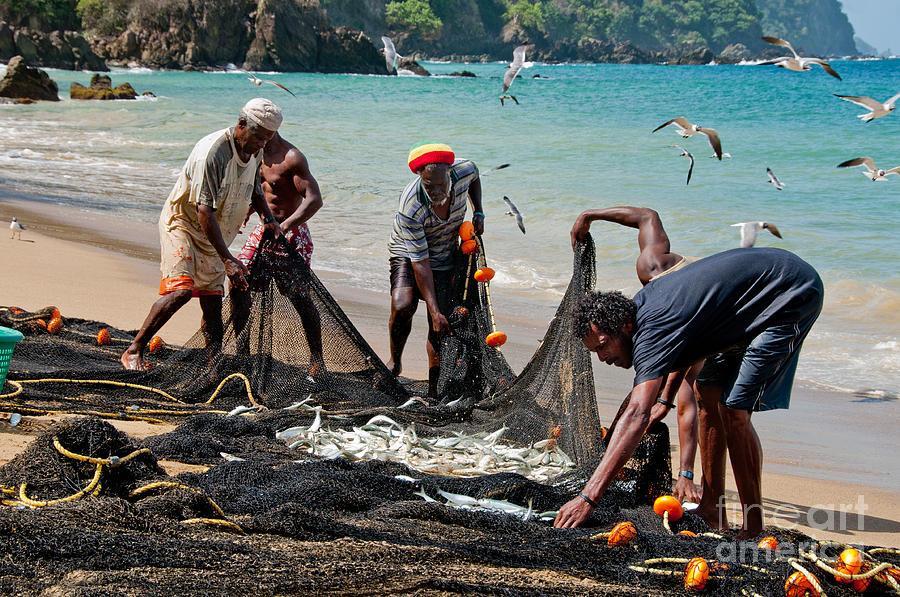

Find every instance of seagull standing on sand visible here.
[247,74,296,97]
[381,36,403,74]
[500,45,530,106]
[766,167,785,190]
[834,93,900,122]
[653,117,724,160]
[9,217,24,240]
[502,196,526,234]
[732,222,783,248]
[672,145,694,185]
[760,36,842,80]
[837,157,900,181]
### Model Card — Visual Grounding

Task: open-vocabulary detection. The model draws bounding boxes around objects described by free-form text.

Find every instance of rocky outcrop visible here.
[717,43,753,64]
[397,56,430,76]
[0,55,59,101]
[664,46,715,65]
[0,22,14,61]
[756,0,856,56]
[317,26,389,74]
[7,27,106,70]
[448,70,476,78]
[70,74,138,100]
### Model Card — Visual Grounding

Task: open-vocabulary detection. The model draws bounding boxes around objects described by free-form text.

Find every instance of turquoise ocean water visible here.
[1,59,898,394]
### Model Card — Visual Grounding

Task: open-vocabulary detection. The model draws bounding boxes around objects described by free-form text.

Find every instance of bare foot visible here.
[121,346,151,371]
[387,360,402,377]
[736,527,764,542]
[696,504,729,531]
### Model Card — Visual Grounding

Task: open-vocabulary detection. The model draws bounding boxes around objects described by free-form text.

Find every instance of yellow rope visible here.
[801,549,895,581]
[17,463,103,507]
[181,518,245,534]
[1,372,257,407]
[869,548,900,557]
[53,436,151,467]
[129,481,227,518]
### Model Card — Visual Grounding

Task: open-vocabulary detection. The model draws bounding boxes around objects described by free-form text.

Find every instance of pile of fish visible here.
[268,403,576,483]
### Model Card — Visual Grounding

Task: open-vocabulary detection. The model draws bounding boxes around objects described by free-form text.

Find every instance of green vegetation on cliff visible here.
[386,0,442,39]
[756,0,856,55]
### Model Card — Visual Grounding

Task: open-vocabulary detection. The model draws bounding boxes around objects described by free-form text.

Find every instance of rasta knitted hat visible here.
[408,142,455,173]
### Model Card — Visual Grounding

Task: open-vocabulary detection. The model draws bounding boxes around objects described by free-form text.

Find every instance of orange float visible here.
[606,521,637,547]
[458,221,475,241]
[473,267,495,283]
[849,575,871,593]
[33,319,47,330]
[148,336,165,353]
[485,331,507,347]
[47,317,63,334]
[678,530,698,537]
[51,307,61,319]
[653,495,684,522]
[460,239,478,255]
[9,307,24,315]
[784,571,820,597]
[683,557,710,591]
[97,328,111,346]
[839,548,864,574]
[758,536,779,550]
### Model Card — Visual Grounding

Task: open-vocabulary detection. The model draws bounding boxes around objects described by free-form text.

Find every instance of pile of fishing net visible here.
[0,417,897,594]
[3,233,898,593]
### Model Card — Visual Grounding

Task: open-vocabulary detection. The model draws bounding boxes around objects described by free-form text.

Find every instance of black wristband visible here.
[263,214,276,224]
[579,492,599,509]
[656,397,675,408]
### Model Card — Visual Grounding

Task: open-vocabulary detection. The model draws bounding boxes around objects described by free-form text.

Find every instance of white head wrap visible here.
[240,98,283,132]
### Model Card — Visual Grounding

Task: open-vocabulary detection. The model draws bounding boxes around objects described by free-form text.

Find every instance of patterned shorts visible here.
[238,223,314,268]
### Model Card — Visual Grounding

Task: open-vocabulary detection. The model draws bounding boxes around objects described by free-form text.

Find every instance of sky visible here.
[840,0,900,53]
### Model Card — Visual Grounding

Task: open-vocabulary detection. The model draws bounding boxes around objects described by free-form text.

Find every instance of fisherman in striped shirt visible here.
[387,143,484,398]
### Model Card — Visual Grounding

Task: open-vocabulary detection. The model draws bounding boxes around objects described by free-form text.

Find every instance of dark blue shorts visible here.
[697,296,823,412]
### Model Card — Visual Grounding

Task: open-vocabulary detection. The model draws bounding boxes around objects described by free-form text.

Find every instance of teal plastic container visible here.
[0,326,24,389]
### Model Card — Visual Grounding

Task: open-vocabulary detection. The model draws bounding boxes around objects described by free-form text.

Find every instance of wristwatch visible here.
[679,470,694,481]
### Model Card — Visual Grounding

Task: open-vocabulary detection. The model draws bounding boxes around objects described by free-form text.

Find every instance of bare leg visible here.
[387,287,417,377]
[694,382,730,530]
[425,311,441,400]
[721,407,764,539]
[287,289,325,377]
[199,295,224,351]
[121,290,192,370]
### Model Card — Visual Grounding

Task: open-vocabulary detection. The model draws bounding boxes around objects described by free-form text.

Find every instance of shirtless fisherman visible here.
[234,132,325,376]
[121,98,283,370]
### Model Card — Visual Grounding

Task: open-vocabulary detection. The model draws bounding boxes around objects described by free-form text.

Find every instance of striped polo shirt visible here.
[388,159,479,271]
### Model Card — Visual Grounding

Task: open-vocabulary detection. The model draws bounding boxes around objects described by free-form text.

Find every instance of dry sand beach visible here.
[2,193,897,549]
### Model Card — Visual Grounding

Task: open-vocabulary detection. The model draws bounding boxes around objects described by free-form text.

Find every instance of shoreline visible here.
[2,192,899,547]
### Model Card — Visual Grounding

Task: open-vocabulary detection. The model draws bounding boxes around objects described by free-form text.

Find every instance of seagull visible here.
[500,45,530,106]
[9,217,24,240]
[381,36,402,74]
[672,145,694,185]
[837,157,900,181]
[834,93,900,122]
[480,163,511,177]
[760,36,842,80]
[502,196,526,234]
[247,74,296,97]
[766,167,785,190]
[652,117,724,160]
[731,222,783,248]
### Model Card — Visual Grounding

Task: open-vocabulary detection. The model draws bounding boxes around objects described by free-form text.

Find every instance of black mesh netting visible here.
[1,235,896,594]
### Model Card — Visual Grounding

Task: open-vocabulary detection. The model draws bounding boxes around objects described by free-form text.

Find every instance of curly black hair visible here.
[572,291,637,338]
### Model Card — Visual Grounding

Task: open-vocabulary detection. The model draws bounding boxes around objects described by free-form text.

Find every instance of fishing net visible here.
[4,233,892,593]
[0,418,896,595]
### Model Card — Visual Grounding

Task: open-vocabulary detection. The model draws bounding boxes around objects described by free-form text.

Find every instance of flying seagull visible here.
[760,36,842,80]
[480,163,511,177]
[500,45,530,106]
[247,74,296,97]
[652,117,724,160]
[672,145,694,185]
[837,157,900,181]
[834,93,900,122]
[732,222,783,248]
[766,167,785,190]
[381,36,402,74]
[9,216,25,240]
[502,196,526,234]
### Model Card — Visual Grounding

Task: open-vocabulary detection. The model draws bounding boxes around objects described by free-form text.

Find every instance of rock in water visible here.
[448,71,477,78]
[717,43,752,64]
[0,55,59,101]
[398,57,431,76]
[70,74,138,100]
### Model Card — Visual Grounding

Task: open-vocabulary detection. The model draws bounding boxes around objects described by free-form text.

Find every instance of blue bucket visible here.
[0,326,24,390]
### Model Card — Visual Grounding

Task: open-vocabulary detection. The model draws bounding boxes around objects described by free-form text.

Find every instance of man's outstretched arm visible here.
[570,206,682,284]
[554,375,664,528]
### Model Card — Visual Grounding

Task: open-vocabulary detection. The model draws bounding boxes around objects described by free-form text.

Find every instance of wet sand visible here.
[1,192,898,547]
